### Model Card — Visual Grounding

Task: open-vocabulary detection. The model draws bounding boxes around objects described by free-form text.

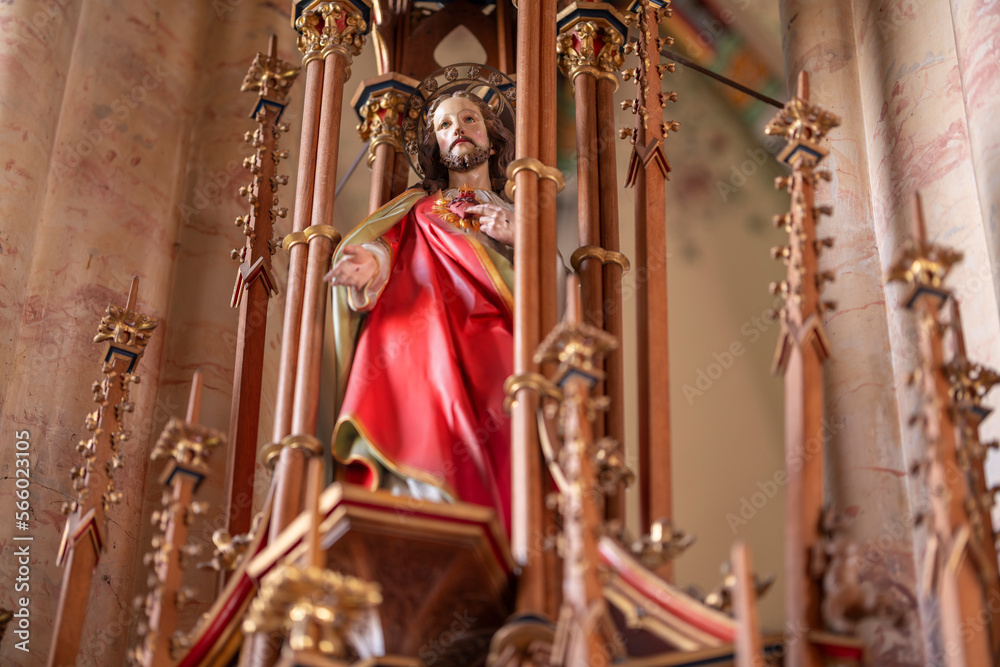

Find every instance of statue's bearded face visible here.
[432,96,491,173]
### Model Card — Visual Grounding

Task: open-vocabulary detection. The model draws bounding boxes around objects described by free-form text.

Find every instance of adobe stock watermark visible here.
[16,0,73,43]
[418,610,476,665]
[679,0,753,62]
[717,136,785,203]
[682,296,783,405]
[177,160,245,224]
[726,415,845,534]
[52,62,170,179]
[876,0,919,37]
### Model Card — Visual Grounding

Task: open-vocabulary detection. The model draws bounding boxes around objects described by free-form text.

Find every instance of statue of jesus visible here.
[326,91,516,534]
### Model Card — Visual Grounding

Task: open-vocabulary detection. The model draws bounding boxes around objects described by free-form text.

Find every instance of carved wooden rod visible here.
[510,0,548,617]
[596,73,627,521]
[557,2,630,522]
[765,71,837,667]
[888,194,995,666]
[626,1,675,556]
[48,277,157,667]
[226,35,298,539]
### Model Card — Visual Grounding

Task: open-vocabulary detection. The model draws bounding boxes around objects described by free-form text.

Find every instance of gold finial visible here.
[241,35,300,105]
[887,193,963,307]
[765,71,841,145]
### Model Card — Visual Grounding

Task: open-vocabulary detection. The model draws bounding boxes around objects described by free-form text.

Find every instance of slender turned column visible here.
[624,0,676,567]
[556,2,629,520]
[269,0,370,539]
[391,148,411,197]
[765,72,838,667]
[368,143,394,212]
[242,4,369,665]
[510,0,546,617]
[352,75,416,213]
[538,0,559,340]
[273,56,323,444]
[732,543,765,667]
[596,75,626,518]
[537,0,562,615]
[573,74,601,330]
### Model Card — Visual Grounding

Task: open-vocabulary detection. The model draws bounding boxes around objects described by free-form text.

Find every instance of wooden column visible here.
[133,372,223,667]
[241,4,369,665]
[732,543,764,667]
[537,281,618,667]
[623,0,676,542]
[597,73,626,498]
[764,72,839,667]
[507,1,555,613]
[889,195,993,667]
[268,0,370,541]
[48,278,157,667]
[556,2,629,521]
[225,36,299,539]
[947,301,1000,656]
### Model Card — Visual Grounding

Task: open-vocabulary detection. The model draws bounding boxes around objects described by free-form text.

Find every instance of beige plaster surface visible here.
[0,1,294,665]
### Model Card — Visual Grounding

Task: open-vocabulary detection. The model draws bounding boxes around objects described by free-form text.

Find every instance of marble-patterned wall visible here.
[0,2,295,665]
[0,1,83,418]
[950,0,1000,320]
[781,0,1000,664]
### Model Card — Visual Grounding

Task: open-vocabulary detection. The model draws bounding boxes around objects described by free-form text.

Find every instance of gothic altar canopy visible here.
[4,1,1000,667]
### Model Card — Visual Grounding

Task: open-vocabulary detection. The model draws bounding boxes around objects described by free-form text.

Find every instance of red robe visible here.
[332,191,513,534]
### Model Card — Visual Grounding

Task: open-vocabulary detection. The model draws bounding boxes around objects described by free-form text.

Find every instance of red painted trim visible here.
[600,541,736,643]
[177,574,254,667]
[816,643,864,659]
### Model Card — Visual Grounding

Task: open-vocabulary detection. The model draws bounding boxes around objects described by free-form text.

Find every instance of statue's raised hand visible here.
[468,203,514,246]
[325,245,378,288]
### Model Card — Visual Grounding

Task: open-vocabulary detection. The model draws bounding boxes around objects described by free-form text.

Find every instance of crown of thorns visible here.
[402,63,517,177]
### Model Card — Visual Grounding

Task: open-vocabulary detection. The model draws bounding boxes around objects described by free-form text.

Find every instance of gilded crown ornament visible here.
[294,1,371,64]
[244,565,382,657]
[556,3,628,88]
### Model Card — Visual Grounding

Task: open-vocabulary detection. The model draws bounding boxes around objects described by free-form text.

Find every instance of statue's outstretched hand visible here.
[468,203,514,246]
[325,245,378,288]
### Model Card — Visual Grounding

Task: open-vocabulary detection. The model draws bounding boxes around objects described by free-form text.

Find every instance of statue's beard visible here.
[440,143,490,173]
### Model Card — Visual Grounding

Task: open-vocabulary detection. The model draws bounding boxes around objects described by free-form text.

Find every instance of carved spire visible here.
[620,0,676,184]
[765,71,839,667]
[766,71,839,374]
[622,0,678,555]
[530,281,623,666]
[47,278,157,667]
[225,34,299,540]
[131,371,223,667]
[230,34,297,305]
[889,193,995,665]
